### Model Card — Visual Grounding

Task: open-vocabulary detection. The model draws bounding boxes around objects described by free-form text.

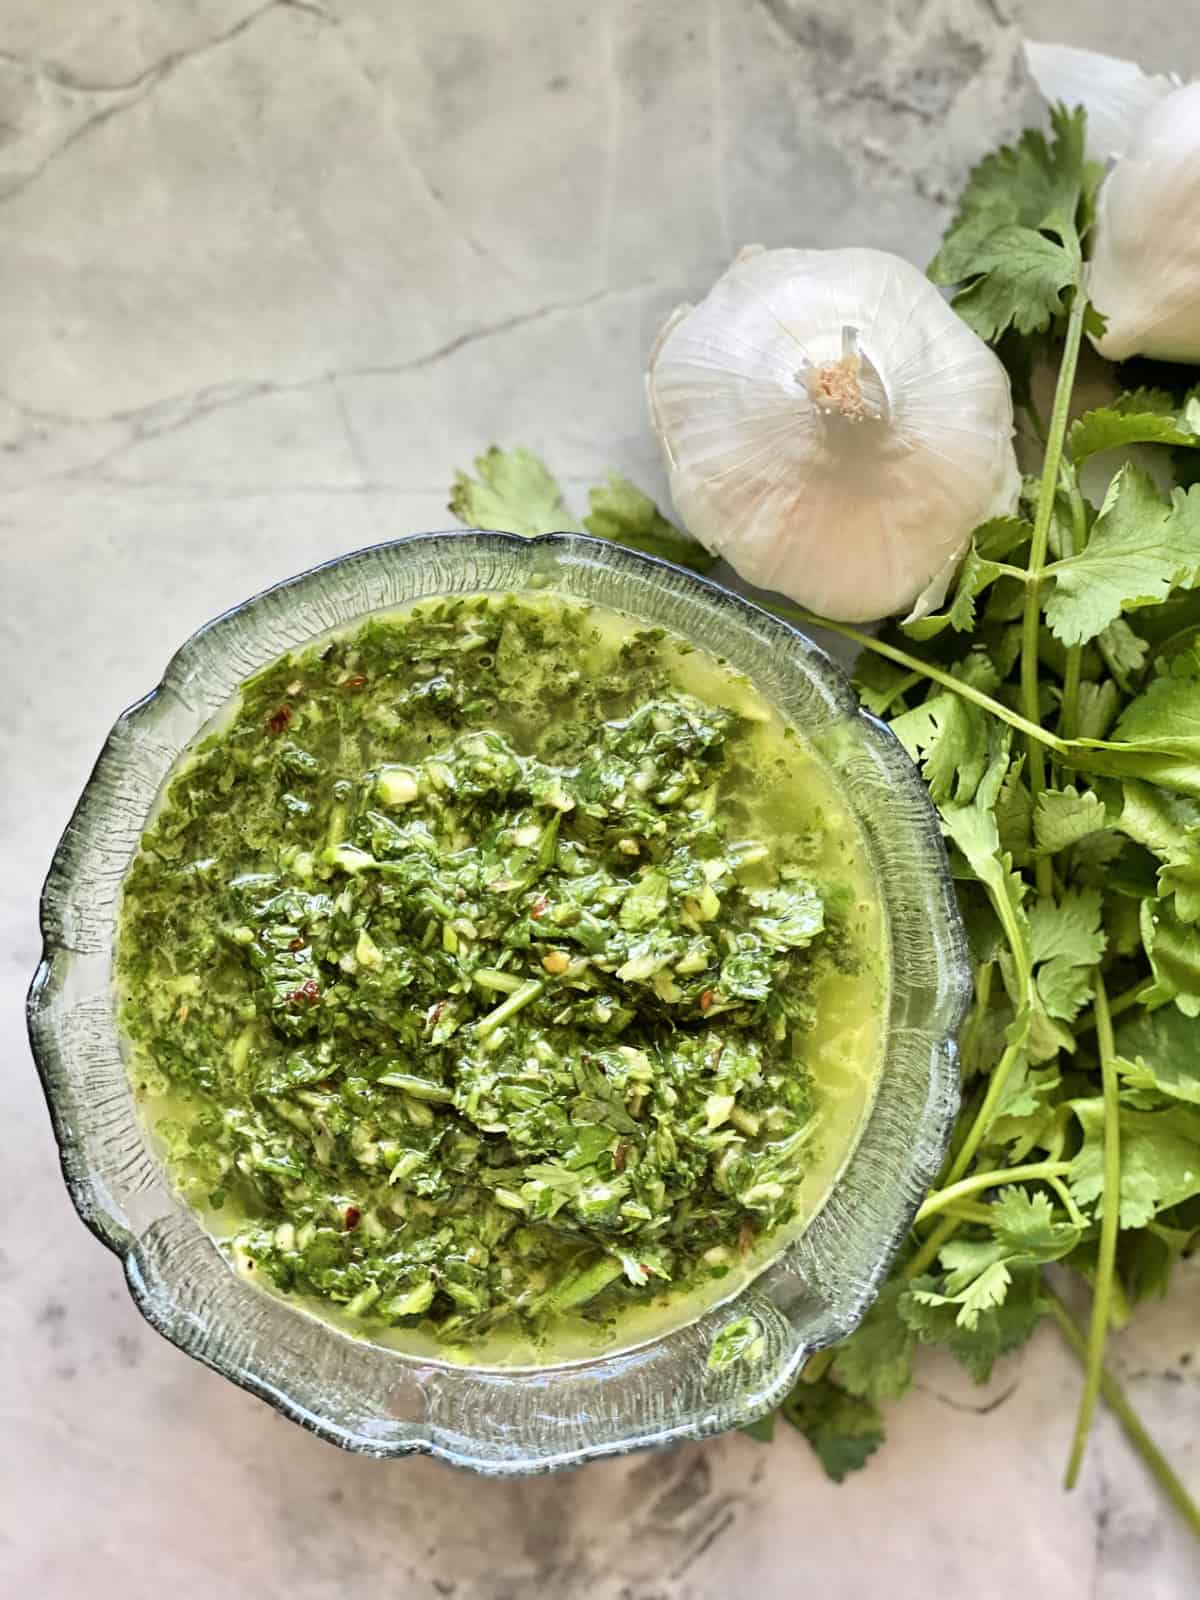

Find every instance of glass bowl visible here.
[27,531,969,1474]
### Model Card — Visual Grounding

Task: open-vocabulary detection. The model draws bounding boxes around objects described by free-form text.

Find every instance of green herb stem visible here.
[1020,286,1089,898]
[1065,971,1122,1488]
[1058,459,1090,741]
[914,1159,1073,1224]
[1045,1173,1087,1230]
[935,1200,995,1226]
[1076,978,1151,1036]
[474,978,545,1037]
[767,604,1067,756]
[943,1036,1025,1188]
[800,1348,836,1385]
[1046,1286,1200,1537]
[875,669,925,714]
[903,1213,962,1281]
[958,962,995,1077]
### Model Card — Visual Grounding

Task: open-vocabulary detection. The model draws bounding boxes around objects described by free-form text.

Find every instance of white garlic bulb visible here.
[646,246,1020,623]
[1023,41,1178,163]
[1025,43,1200,364]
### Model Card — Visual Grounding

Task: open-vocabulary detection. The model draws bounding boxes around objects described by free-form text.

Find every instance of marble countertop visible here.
[3,2,1199,1595]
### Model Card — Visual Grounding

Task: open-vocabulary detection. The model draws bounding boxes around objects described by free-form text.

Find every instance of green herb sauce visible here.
[117,592,887,1362]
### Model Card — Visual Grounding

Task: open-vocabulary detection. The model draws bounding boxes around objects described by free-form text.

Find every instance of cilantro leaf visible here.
[583,474,717,573]
[829,1281,915,1403]
[901,518,1033,640]
[1028,886,1105,967]
[853,653,921,717]
[1115,647,1200,750]
[913,1257,1013,1329]
[1069,1097,1200,1226]
[1117,1007,1200,1106]
[900,1266,1045,1382]
[449,446,581,536]
[948,229,1080,342]
[739,1411,777,1444]
[1068,398,1200,463]
[780,1378,885,1483]
[928,106,1098,341]
[1033,786,1107,854]
[1162,835,1200,924]
[890,691,991,806]
[1140,900,1200,1017]
[940,740,1037,1042]
[913,1192,1079,1332]
[1037,957,1094,1022]
[708,1314,765,1370]
[997,757,1034,867]
[1075,680,1121,741]
[1097,618,1150,690]
[1118,780,1200,921]
[1071,651,1200,798]
[983,1065,1064,1162]
[1121,1218,1200,1304]
[1044,469,1200,647]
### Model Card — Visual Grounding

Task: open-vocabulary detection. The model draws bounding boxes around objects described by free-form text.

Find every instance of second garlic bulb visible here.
[647,247,1020,624]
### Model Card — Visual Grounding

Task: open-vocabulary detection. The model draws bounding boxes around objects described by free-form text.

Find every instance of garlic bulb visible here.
[646,246,1020,623]
[1025,43,1200,363]
[1023,41,1178,163]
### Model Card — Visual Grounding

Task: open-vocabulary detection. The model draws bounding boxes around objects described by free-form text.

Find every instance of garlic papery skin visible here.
[1087,81,1200,363]
[1023,41,1178,163]
[1023,42,1200,364]
[646,247,1020,624]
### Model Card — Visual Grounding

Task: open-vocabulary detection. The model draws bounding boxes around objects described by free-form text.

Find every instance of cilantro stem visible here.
[914,1159,1073,1223]
[1046,1287,1200,1539]
[766,604,1066,755]
[903,1213,962,1280]
[475,978,544,1037]
[936,1200,994,1225]
[1058,460,1090,741]
[958,962,994,1075]
[875,669,925,713]
[1045,1173,1087,1231]
[800,1348,836,1385]
[943,1036,1025,1187]
[1066,970,1122,1489]
[1075,978,1151,1036]
[1020,286,1089,897]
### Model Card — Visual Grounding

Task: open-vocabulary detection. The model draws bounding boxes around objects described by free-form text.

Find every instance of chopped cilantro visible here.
[118,593,882,1353]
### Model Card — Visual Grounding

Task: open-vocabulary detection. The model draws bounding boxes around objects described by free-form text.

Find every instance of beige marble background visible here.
[2,2,1198,1595]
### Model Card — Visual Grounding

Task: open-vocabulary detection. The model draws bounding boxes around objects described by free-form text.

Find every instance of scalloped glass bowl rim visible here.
[28,530,970,1475]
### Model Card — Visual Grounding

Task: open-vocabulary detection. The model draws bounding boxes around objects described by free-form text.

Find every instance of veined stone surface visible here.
[2,3,1197,1595]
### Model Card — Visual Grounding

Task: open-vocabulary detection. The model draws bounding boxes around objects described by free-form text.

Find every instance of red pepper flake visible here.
[530,894,550,921]
[343,674,368,691]
[288,937,305,952]
[738,1221,755,1255]
[288,978,321,1005]
[613,1144,628,1173]
[343,1206,361,1232]
[266,705,292,735]
[426,1000,445,1028]
[699,990,714,1012]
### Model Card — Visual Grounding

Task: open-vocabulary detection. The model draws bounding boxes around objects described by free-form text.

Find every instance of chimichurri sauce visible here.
[117,592,886,1361]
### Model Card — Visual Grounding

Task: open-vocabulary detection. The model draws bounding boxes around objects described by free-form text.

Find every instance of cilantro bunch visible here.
[448,106,1200,1534]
